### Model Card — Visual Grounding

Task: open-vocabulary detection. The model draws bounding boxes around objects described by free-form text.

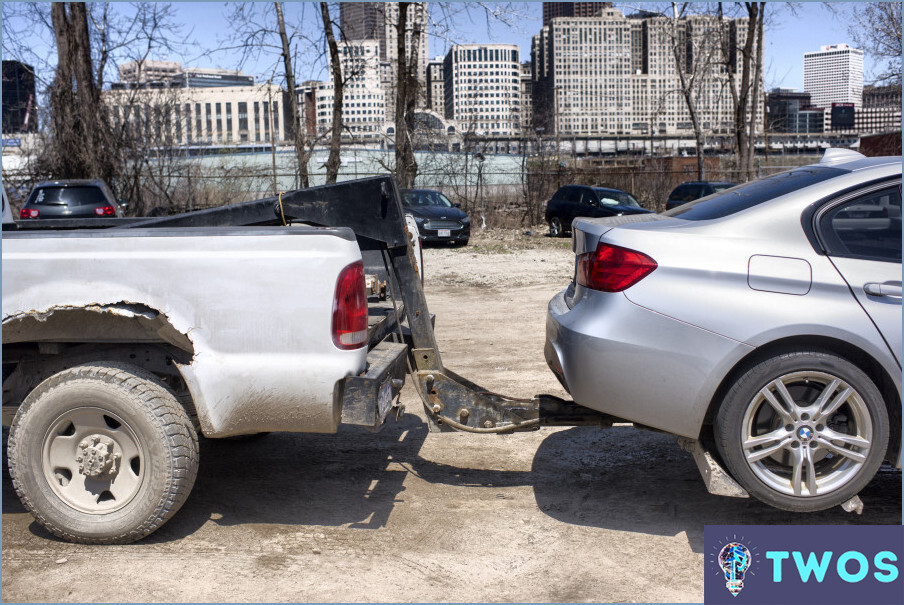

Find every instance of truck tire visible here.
[714,350,888,512]
[7,362,199,544]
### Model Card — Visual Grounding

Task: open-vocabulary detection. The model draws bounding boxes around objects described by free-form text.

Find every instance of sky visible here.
[2,2,885,92]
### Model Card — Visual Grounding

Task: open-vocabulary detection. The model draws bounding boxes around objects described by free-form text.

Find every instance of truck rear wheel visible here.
[7,362,199,544]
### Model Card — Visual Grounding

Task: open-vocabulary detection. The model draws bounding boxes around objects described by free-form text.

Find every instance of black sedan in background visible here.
[545,185,654,237]
[400,189,470,246]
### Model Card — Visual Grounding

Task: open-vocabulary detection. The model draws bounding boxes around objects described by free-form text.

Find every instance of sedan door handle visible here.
[864,282,903,298]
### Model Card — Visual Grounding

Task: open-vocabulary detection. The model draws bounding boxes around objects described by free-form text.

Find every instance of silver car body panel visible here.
[547,288,754,437]
[548,157,902,453]
[829,255,902,367]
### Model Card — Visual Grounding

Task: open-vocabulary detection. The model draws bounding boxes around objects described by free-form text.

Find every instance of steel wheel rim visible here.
[741,370,872,498]
[550,218,561,236]
[42,406,146,514]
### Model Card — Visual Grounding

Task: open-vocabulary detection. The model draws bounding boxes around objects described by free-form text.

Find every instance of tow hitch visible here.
[411,354,615,433]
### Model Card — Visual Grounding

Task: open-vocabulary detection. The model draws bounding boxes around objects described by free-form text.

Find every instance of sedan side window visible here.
[819,186,902,263]
[682,185,701,201]
[562,188,580,203]
[580,190,596,206]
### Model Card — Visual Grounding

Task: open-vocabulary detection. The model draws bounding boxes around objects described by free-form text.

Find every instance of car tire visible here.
[549,217,564,238]
[7,362,199,544]
[714,350,888,512]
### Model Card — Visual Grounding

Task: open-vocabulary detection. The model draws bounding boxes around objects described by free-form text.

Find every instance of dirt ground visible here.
[2,227,901,603]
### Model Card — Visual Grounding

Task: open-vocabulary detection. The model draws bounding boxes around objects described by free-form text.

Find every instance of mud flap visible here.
[678,437,749,498]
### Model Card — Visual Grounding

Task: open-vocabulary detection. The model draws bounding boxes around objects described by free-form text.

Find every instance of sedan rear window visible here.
[28,186,109,207]
[664,167,847,221]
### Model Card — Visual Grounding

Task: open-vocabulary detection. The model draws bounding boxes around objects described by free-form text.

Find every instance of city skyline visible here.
[172,2,878,92]
[2,3,884,93]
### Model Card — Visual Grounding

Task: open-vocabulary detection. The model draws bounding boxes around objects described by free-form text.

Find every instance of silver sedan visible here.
[545,150,901,512]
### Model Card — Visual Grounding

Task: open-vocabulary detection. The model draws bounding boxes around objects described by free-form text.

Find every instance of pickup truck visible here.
[1,178,431,544]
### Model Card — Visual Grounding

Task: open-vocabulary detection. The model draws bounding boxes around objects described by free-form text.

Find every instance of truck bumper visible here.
[337,339,409,431]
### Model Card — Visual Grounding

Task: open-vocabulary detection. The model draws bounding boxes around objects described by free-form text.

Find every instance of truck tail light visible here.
[332,260,368,350]
[577,243,657,292]
[95,205,116,216]
[20,208,39,219]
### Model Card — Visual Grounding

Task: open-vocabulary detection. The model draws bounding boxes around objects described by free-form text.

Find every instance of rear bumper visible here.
[336,339,409,431]
[545,286,751,439]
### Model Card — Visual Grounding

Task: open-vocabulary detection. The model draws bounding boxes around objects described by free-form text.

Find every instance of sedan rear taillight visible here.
[332,260,368,350]
[95,205,116,216]
[577,243,657,292]
[20,208,39,219]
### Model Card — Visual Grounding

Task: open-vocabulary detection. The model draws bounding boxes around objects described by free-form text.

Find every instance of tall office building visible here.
[443,44,522,136]
[339,2,428,93]
[2,61,37,133]
[309,40,387,142]
[542,2,612,26]
[426,58,446,115]
[856,84,902,134]
[520,62,534,132]
[106,61,285,146]
[765,89,824,134]
[530,6,759,137]
[803,44,864,108]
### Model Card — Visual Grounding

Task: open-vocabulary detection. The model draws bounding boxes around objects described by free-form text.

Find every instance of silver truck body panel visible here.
[2,227,366,436]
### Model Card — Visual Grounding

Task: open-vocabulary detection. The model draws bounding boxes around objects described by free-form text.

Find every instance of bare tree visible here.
[271,2,316,188]
[341,2,524,190]
[3,3,193,210]
[46,3,115,184]
[719,2,765,182]
[319,2,344,184]
[668,3,721,180]
[391,2,423,189]
[224,2,323,188]
[847,3,902,85]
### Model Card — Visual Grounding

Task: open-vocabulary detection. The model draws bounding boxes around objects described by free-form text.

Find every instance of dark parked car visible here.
[400,188,470,246]
[545,185,654,237]
[665,181,736,211]
[19,179,125,220]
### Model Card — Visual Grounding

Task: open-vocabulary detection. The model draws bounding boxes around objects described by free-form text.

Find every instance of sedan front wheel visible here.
[714,350,888,512]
